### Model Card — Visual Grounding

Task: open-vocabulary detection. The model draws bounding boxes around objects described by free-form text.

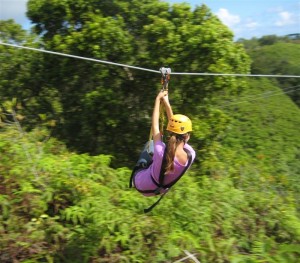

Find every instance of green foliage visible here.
[220,78,300,175]
[0,20,62,131]
[1,102,300,262]
[0,0,249,166]
[238,36,300,106]
[0,19,27,43]
[1,1,300,262]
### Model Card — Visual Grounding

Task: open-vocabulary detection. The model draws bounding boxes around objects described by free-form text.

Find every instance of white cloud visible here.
[245,21,259,29]
[275,11,296,26]
[215,8,240,27]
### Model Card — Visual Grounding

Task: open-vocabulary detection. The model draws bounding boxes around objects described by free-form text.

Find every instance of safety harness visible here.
[129,146,192,213]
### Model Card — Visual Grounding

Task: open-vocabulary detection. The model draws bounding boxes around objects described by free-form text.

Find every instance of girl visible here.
[132,90,196,196]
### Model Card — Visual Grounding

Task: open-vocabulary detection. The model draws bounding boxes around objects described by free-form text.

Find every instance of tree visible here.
[24,0,251,167]
[1,119,300,262]
[1,4,300,262]
[0,20,63,130]
[258,34,280,46]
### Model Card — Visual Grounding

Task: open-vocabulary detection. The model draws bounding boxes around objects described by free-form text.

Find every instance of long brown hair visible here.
[165,133,189,174]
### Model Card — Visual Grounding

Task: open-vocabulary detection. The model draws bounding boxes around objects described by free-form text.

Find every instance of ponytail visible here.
[165,133,189,174]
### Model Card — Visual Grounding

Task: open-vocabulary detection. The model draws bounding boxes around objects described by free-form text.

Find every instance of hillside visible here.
[220,78,300,203]
[221,78,300,173]
[1,101,300,262]
[1,1,300,262]
[238,37,300,106]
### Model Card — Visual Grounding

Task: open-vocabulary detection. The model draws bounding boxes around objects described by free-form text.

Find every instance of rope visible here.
[221,84,300,108]
[171,72,300,78]
[1,42,300,79]
[0,42,159,74]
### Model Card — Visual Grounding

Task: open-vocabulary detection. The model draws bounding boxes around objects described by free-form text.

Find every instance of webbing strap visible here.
[157,147,192,189]
[163,148,192,188]
[144,147,193,213]
[144,191,168,213]
[129,166,142,188]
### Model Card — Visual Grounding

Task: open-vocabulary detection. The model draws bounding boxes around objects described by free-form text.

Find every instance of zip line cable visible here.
[1,42,300,79]
[220,85,300,108]
[223,85,300,107]
[0,42,159,74]
[1,42,299,108]
[224,84,300,104]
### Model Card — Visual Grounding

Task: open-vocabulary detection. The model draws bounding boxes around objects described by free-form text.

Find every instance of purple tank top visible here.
[134,140,196,196]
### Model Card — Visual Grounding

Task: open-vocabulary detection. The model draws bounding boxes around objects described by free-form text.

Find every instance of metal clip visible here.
[159,67,171,91]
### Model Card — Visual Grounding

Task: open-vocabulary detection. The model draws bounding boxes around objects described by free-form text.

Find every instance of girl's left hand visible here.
[156,90,168,100]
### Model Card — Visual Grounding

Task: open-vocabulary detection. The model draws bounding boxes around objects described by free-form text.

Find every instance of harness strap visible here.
[157,147,192,189]
[129,166,141,188]
[130,167,166,195]
[144,191,168,213]
[158,146,168,185]
[163,148,192,188]
[144,147,193,213]
[130,143,193,213]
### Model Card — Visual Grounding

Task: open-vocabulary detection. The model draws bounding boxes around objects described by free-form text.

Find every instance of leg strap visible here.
[144,190,169,213]
[129,166,143,188]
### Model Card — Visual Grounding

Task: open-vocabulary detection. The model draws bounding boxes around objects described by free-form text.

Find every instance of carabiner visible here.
[159,67,171,91]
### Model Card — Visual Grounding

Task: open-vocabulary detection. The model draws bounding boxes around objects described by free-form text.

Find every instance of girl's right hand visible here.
[162,93,170,104]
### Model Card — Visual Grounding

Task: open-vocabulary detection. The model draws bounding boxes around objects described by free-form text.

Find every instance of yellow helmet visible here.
[167,114,192,134]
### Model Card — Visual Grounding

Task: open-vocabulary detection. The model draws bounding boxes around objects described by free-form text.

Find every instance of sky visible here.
[0,0,299,40]
[169,0,300,39]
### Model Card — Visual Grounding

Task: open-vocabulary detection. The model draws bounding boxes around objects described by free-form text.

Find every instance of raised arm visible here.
[152,90,168,142]
[162,93,173,121]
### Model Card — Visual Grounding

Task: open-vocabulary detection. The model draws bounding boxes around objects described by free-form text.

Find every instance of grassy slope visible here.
[222,78,300,159]
[248,42,300,106]
[220,78,300,205]
[1,40,300,261]
[1,77,300,262]
[249,42,300,74]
